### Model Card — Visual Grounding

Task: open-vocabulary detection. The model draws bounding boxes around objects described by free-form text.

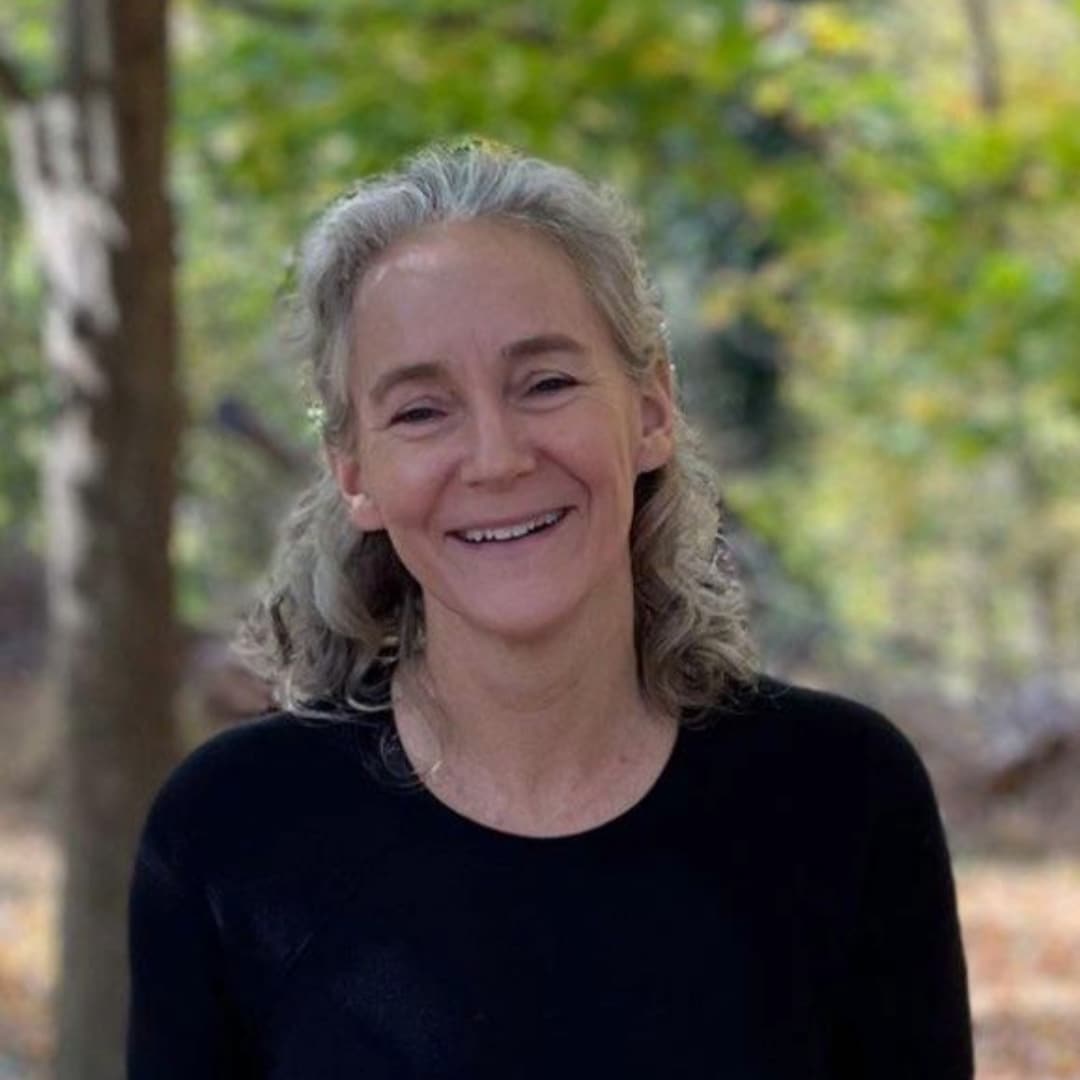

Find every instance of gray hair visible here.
[237,140,755,720]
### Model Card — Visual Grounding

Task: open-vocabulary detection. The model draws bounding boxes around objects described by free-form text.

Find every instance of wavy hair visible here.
[237,141,755,722]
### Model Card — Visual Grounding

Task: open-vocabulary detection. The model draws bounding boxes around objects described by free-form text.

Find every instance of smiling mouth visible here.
[453,509,568,545]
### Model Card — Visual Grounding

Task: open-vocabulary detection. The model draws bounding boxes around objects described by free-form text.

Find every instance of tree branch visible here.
[212,0,317,30]
[210,0,558,46]
[959,0,1004,114]
[0,43,32,104]
[426,10,557,47]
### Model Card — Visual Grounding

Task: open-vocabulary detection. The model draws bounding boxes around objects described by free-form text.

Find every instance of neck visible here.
[393,572,666,798]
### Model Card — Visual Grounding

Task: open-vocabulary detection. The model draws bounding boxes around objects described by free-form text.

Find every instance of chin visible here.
[426,587,589,646]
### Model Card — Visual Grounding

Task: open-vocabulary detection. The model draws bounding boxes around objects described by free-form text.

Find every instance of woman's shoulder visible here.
[135,709,394,877]
[673,677,951,891]
[688,674,938,806]
[708,672,921,745]
[150,710,357,801]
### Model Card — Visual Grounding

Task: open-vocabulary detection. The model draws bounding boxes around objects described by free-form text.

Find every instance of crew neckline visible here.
[392,715,687,847]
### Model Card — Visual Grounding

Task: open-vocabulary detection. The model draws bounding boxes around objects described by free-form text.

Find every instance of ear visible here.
[635,359,675,475]
[327,447,385,532]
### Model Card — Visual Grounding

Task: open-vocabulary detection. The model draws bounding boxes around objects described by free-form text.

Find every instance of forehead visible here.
[348,219,613,379]
[360,218,590,303]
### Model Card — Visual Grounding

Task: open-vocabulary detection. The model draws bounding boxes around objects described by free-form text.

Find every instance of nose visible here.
[459,403,535,487]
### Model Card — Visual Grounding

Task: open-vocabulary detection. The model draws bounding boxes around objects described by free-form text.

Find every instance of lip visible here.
[447,507,571,536]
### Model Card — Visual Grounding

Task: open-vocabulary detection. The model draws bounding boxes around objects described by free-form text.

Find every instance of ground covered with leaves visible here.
[960,859,1080,1078]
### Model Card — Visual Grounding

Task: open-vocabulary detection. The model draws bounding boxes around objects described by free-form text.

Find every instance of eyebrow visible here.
[366,333,586,405]
[500,333,585,361]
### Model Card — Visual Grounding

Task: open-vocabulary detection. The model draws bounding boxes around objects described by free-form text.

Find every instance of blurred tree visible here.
[724,0,1080,698]
[0,2,181,1079]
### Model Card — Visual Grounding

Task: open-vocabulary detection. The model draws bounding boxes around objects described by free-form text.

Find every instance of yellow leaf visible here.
[801,4,868,56]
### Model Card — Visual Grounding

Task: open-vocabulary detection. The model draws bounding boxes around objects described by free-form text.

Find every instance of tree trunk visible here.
[4,1,181,1077]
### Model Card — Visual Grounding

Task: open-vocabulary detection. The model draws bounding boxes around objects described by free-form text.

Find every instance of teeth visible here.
[460,510,563,544]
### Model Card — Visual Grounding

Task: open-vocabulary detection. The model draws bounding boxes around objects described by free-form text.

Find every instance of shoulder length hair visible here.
[237,140,755,720]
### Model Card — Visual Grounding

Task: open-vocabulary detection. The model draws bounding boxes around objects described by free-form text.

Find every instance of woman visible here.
[127,143,973,1078]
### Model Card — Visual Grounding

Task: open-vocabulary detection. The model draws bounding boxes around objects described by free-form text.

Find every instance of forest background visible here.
[1,0,1079,1077]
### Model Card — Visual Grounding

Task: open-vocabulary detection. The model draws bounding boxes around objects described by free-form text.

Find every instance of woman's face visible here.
[331,219,673,645]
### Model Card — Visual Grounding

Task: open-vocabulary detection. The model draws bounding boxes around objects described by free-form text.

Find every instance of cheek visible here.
[365,449,450,525]
[571,408,639,487]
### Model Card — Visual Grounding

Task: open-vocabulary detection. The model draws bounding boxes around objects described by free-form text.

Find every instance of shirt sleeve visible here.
[126,828,257,1079]
[832,721,974,1079]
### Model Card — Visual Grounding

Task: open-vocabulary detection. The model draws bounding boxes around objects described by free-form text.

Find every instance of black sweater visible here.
[127,680,973,1078]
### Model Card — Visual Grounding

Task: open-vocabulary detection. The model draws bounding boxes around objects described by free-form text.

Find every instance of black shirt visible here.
[127,679,973,1078]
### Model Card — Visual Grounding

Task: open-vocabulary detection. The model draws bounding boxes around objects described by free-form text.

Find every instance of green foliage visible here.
[0,141,48,545]
[176,0,755,208]
[0,0,58,94]
[719,0,1080,688]
[1,0,62,541]
[4,0,1078,692]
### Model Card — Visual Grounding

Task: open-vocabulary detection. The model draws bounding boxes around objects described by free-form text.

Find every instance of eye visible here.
[527,374,578,395]
[390,404,444,426]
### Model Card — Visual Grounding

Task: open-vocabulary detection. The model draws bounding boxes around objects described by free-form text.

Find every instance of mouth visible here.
[451,508,569,545]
